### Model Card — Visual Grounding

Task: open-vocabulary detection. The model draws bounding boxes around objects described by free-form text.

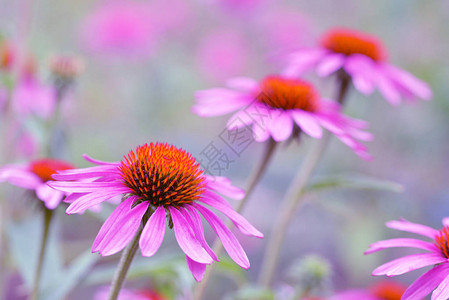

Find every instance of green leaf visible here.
[306,174,404,193]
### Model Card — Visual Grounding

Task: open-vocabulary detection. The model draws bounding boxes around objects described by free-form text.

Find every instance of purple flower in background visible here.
[11,76,56,119]
[193,75,373,159]
[49,142,263,281]
[366,218,449,300]
[0,159,74,209]
[196,30,249,82]
[330,280,406,300]
[80,1,159,58]
[283,28,432,105]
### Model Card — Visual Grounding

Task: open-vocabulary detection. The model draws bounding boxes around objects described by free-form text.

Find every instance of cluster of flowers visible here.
[0,2,441,299]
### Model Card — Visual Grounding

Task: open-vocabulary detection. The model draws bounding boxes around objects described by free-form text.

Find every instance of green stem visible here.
[107,223,144,300]
[257,74,351,287]
[31,207,53,300]
[193,138,278,300]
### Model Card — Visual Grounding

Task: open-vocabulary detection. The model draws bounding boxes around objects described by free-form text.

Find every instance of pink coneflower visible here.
[365,218,449,300]
[49,142,262,281]
[0,159,74,209]
[283,28,432,105]
[80,1,159,58]
[193,75,373,159]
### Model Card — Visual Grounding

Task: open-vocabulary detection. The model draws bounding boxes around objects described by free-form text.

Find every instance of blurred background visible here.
[0,0,447,299]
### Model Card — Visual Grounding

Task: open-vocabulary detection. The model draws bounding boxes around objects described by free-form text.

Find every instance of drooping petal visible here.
[193,204,250,269]
[386,219,439,239]
[193,88,252,117]
[168,207,213,264]
[364,238,438,254]
[376,66,402,106]
[181,207,218,261]
[139,205,166,257]
[372,253,446,277]
[291,110,323,138]
[0,166,41,189]
[47,181,127,193]
[402,264,449,300]
[343,54,377,95]
[268,112,293,142]
[52,165,120,180]
[252,122,270,142]
[93,197,149,256]
[282,47,327,77]
[198,196,263,238]
[205,177,245,200]
[186,255,207,282]
[384,64,432,101]
[316,53,345,77]
[432,273,449,300]
[82,154,119,165]
[226,109,256,130]
[36,184,64,209]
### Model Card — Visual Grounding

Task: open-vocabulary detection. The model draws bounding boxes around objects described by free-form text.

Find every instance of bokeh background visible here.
[0,0,447,299]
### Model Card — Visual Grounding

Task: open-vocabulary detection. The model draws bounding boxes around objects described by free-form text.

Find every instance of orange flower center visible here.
[30,159,74,182]
[370,281,406,300]
[436,226,449,258]
[0,42,14,69]
[256,76,319,112]
[119,143,206,208]
[321,28,386,61]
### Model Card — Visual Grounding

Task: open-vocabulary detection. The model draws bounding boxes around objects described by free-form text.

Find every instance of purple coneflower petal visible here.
[291,110,323,138]
[365,238,438,254]
[225,77,259,92]
[37,184,64,209]
[193,89,251,117]
[226,110,256,130]
[93,198,149,256]
[193,204,250,269]
[252,122,270,142]
[140,205,166,257]
[66,188,131,214]
[344,54,377,95]
[52,165,120,180]
[384,64,432,101]
[376,68,402,106]
[186,255,207,282]
[269,112,293,142]
[0,167,41,189]
[316,53,345,77]
[181,207,218,261]
[82,154,119,165]
[282,48,326,77]
[386,219,439,239]
[372,252,446,277]
[205,177,245,200]
[198,196,263,238]
[402,264,449,300]
[168,207,213,264]
[432,273,449,300]
[443,218,449,227]
[47,181,126,193]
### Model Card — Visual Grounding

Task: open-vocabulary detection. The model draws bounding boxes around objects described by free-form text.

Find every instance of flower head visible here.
[49,142,263,281]
[365,218,449,300]
[193,75,373,159]
[330,281,406,300]
[0,158,74,209]
[94,286,165,300]
[283,27,432,105]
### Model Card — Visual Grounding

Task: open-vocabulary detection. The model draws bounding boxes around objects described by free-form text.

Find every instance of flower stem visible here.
[257,73,351,287]
[31,207,53,300]
[107,223,144,300]
[193,138,278,300]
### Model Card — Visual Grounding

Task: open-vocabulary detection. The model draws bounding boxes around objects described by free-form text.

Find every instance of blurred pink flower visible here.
[366,218,449,300]
[49,142,263,281]
[11,76,56,119]
[80,1,159,58]
[149,0,193,34]
[193,75,373,159]
[196,30,249,82]
[0,159,74,209]
[258,9,311,54]
[283,28,432,105]
[94,286,165,300]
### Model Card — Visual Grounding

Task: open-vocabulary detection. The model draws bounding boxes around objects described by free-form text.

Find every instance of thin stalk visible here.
[257,74,351,287]
[193,138,278,300]
[107,224,144,300]
[31,207,53,300]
